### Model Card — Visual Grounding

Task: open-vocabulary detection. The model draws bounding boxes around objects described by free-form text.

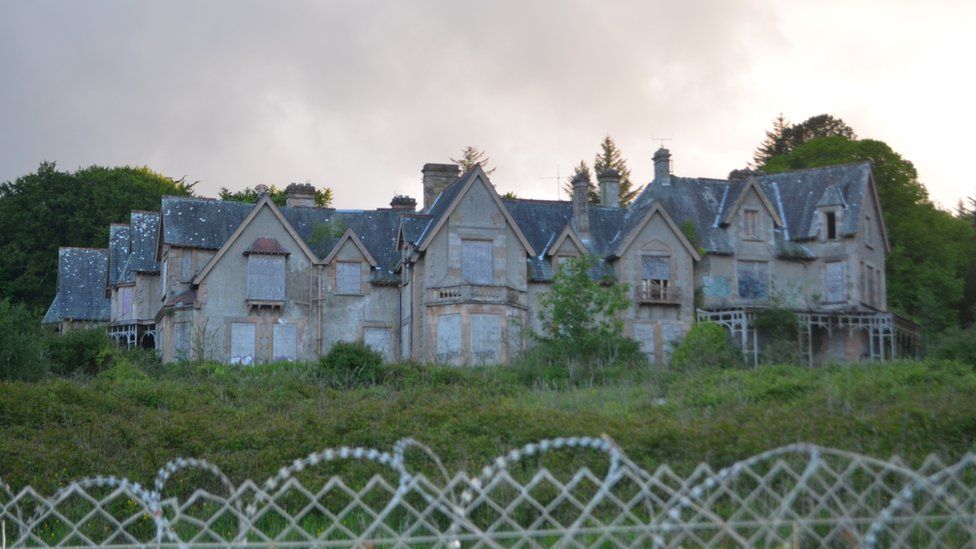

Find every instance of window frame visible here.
[825,211,838,240]
[246,254,286,302]
[742,209,760,240]
[461,238,493,285]
[824,260,846,304]
[736,259,769,300]
[335,261,363,295]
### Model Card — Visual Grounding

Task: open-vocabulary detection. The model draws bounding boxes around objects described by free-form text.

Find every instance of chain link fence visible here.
[2,436,975,547]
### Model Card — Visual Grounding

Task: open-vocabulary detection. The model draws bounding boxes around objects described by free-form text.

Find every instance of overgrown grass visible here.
[1,358,975,495]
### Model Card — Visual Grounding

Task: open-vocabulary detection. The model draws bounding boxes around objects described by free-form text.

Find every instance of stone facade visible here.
[45,148,917,365]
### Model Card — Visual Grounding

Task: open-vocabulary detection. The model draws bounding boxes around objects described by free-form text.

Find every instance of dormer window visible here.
[825,211,837,240]
[244,237,288,303]
[743,209,760,240]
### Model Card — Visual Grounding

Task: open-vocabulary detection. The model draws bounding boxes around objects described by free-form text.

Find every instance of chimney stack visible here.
[572,171,591,238]
[284,183,316,208]
[597,168,621,208]
[390,195,417,211]
[653,147,671,186]
[422,163,460,211]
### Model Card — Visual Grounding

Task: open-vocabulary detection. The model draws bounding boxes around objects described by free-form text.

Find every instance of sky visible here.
[1,1,974,210]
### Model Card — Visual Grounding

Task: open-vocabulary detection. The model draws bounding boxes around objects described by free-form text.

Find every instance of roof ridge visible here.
[503,198,571,205]
[758,161,870,177]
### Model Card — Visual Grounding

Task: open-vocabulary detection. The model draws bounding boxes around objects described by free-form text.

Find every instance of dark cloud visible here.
[0,1,971,208]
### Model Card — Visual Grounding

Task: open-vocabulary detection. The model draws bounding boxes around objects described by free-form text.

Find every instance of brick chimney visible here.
[572,171,591,238]
[390,195,417,211]
[653,147,671,186]
[285,183,316,208]
[422,163,460,211]
[597,168,621,208]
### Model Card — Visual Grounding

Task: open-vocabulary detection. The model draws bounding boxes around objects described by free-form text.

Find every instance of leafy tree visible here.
[0,299,48,381]
[218,184,333,208]
[0,162,194,310]
[561,160,600,204]
[500,191,519,199]
[671,323,742,371]
[537,255,632,352]
[765,136,976,333]
[753,114,856,166]
[593,135,643,206]
[451,146,496,176]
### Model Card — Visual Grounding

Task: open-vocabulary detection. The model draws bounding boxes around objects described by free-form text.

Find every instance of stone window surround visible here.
[742,209,761,240]
[334,261,364,295]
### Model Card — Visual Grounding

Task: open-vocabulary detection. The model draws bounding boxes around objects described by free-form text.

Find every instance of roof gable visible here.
[416,166,537,257]
[43,247,111,323]
[612,202,702,261]
[547,224,586,257]
[720,177,784,228]
[322,228,378,266]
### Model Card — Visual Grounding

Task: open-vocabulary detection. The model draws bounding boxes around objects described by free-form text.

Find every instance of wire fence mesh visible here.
[2,436,975,547]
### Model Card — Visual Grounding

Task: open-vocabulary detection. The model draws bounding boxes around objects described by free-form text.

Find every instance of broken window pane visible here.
[336,262,362,294]
[247,255,285,300]
[231,322,256,365]
[461,239,492,285]
[737,260,768,299]
[272,323,298,361]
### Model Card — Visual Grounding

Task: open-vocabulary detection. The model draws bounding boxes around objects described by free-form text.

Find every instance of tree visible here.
[753,114,857,166]
[218,184,333,208]
[451,146,496,176]
[593,135,642,206]
[764,136,976,333]
[0,163,195,310]
[561,160,599,204]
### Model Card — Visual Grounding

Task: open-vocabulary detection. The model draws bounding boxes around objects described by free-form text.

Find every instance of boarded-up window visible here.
[825,261,845,303]
[507,316,522,361]
[119,286,133,321]
[247,256,285,301]
[864,215,873,246]
[633,323,655,360]
[437,314,462,365]
[272,323,298,362]
[336,262,361,294]
[461,240,492,285]
[743,209,759,239]
[364,327,392,362]
[174,321,190,361]
[181,251,193,282]
[471,314,501,365]
[161,259,168,297]
[737,260,768,299]
[642,256,670,281]
[661,323,684,363]
[230,322,256,365]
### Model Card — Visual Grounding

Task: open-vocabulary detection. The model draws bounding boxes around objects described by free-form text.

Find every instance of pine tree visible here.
[451,146,496,176]
[561,160,599,203]
[593,135,641,206]
[753,113,790,167]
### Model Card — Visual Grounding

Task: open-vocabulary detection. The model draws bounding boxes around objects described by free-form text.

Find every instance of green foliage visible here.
[0,162,194,310]
[561,160,600,204]
[927,327,976,367]
[2,359,974,494]
[0,299,48,381]
[764,136,976,333]
[753,113,856,166]
[679,219,700,251]
[593,135,642,206]
[218,184,333,208]
[46,328,116,377]
[670,323,742,371]
[451,146,496,176]
[306,219,348,251]
[317,341,384,388]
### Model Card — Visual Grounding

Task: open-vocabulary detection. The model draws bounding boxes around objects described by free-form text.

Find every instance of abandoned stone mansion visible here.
[43,148,920,366]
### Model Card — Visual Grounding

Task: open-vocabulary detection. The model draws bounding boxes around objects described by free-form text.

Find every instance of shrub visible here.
[670,322,743,371]
[317,341,384,388]
[0,299,47,381]
[928,326,976,367]
[46,327,116,377]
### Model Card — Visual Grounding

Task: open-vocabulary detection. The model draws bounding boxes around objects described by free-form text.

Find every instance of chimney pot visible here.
[597,168,621,208]
[422,163,461,211]
[572,172,591,238]
[390,195,417,211]
[284,182,316,208]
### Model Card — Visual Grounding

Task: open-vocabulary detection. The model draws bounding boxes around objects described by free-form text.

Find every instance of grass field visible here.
[1,357,975,496]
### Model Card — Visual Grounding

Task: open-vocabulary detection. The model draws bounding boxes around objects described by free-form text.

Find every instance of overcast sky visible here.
[1,1,973,210]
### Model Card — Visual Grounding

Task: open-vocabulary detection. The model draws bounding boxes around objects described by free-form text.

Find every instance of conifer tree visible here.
[561,160,599,204]
[593,135,642,206]
[451,146,496,176]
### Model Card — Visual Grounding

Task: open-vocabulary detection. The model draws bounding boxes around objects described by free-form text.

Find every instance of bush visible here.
[928,326,976,367]
[46,327,116,377]
[670,323,743,371]
[0,299,48,381]
[317,341,384,387]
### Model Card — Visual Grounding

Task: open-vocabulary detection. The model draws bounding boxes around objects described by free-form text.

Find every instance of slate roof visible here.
[628,177,735,254]
[43,248,111,324]
[108,224,130,287]
[120,211,161,281]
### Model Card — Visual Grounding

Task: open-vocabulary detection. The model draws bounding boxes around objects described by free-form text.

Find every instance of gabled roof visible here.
[322,228,377,267]
[633,177,735,254]
[719,177,784,228]
[409,166,537,257]
[546,224,587,257]
[500,199,626,259]
[43,248,111,324]
[120,211,160,282]
[609,201,702,261]
[108,224,130,287]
